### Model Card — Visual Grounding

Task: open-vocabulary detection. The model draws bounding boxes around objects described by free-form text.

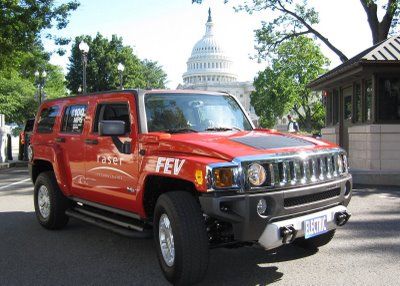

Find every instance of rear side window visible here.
[61,105,87,134]
[37,106,59,133]
[93,103,131,133]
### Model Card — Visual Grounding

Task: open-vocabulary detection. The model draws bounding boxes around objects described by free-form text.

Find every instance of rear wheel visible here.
[34,171,70,229]
[154,191,209,285]
[295,230,336,249]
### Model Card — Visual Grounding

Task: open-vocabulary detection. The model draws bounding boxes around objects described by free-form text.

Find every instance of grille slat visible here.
[284,188,341,207]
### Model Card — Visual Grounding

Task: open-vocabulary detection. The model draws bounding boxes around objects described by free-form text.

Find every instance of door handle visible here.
[55,137,65,143]
[85,139,98,145]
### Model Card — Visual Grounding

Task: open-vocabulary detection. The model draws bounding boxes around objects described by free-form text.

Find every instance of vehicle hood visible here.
[144,130,336,162]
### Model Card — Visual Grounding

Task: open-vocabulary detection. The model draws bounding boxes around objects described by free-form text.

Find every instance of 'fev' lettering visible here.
[156,157,185,175]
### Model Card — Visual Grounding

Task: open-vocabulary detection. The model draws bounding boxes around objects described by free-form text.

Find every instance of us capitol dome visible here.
[180,8,257,122]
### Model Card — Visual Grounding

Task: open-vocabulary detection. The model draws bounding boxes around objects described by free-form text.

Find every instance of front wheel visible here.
[154,191,209,285]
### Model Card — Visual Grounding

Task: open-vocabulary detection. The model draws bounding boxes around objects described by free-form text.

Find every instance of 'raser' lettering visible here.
[97,155,123,166]
[156,157,185,175]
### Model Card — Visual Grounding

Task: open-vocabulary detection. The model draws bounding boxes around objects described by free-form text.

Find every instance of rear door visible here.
[83,94,140,213]
[57,102,89,193]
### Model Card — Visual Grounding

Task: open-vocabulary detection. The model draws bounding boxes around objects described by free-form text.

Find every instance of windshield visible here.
[145,93,253,133]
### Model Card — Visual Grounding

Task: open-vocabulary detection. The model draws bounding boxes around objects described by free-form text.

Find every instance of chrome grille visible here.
[243,149,348,190]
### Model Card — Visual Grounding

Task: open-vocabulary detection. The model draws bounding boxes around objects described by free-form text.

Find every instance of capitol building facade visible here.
[179,9,258,123]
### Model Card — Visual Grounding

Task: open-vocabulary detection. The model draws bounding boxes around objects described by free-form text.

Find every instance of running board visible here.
[66,208,152,239]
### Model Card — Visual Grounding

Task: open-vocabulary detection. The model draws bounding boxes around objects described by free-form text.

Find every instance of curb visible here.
[0,161,28,169]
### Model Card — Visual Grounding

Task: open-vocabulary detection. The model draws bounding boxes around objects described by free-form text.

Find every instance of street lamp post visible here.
[79,41,89,94]
[117,63,125,90]
[34,70,47,104]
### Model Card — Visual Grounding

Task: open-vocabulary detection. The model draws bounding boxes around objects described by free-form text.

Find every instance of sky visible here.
[45,0,380,89]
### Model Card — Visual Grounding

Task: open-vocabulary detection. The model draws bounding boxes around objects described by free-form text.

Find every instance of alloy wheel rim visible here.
[38,185,50,219]
[159,213,175,267]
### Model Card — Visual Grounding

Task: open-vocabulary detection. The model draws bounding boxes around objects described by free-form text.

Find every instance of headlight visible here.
[212,167,237,189]
[247,163,267,186]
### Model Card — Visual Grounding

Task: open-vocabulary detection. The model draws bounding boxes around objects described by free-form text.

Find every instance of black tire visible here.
[34,171,70,229]
[295,230,336,250]
[154,191,209,286]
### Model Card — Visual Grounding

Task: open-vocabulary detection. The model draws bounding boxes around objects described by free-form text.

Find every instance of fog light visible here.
[256,199,267,217]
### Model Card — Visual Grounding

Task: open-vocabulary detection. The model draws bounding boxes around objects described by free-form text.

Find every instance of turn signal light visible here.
[213,168,235,188]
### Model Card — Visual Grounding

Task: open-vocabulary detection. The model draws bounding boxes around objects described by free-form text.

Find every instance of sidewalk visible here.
[0,136,28,169]
[0,160,28,169]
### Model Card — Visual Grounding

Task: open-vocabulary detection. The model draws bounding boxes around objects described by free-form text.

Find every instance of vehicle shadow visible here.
[0,211,319,286]
[201,245,317,286]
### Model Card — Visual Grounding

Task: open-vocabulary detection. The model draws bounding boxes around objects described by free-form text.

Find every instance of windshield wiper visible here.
[205,126,242,132]
[165,128,198,134]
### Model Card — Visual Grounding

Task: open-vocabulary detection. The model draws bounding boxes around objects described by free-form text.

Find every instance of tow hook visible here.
[335,211,351,226]
[280,225,297,244]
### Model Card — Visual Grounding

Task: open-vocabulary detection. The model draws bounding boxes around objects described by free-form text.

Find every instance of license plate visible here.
[303,215,328,239]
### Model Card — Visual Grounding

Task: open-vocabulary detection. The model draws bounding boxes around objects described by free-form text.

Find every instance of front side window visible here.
[93,103,131,133]
[61,105,87,134]
[145,93,253,133]
[37,106,59,133]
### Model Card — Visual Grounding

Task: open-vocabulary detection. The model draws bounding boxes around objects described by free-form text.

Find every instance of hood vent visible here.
[231,135,314,150]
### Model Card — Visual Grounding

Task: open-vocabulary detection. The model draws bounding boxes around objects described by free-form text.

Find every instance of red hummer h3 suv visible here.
[29,90,352,285]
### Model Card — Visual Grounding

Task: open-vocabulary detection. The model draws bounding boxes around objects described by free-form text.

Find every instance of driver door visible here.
[83,95,140,213]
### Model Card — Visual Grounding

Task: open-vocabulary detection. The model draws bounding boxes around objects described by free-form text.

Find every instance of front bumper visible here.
[199,175,352,242]
[258,205,349,250]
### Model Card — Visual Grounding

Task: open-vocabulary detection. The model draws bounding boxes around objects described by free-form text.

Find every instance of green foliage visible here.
[0,63,67,124]
[251,36,329,132]
[43,65,69,100]
[0,0,76,123]
[0,70,35,124]
[0,0,79,63]
[66,33,167,93]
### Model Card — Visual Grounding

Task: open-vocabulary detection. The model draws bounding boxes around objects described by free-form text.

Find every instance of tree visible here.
[250,36,329,131]
[66,33,167,93]
[0,70,34,124]
[140,59,169,89]
[193,0,400,63]
[0,63,67,124]
[0,0,79,65]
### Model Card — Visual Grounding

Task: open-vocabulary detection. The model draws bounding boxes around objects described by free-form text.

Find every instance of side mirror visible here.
[99,120,125,136]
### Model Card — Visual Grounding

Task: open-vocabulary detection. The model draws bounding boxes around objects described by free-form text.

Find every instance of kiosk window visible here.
[61,105,87,133]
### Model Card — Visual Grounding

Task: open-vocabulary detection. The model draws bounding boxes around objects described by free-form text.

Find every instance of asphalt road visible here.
[1,167,399,286]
